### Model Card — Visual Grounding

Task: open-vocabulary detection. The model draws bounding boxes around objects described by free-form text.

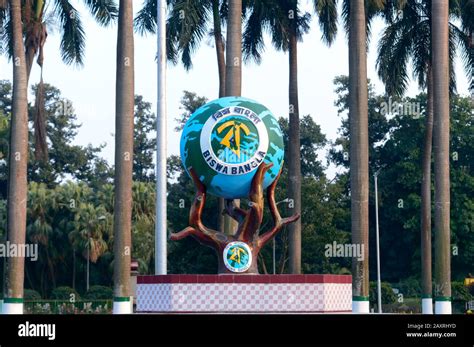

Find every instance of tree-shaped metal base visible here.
[170,163,300,274]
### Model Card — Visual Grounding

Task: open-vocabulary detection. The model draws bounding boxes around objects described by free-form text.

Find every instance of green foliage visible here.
[83,285,113,300]
[331,76,474,282]
[50,286,80,300]
[0,80,471,294]
[393,277,422,298]
[452,281,472,302]
[370,281,397,305]
[174,91,207,131]
[0,80,112,196]
[279,115,327,178]
[133,95,156,182]
[24,289,42,300]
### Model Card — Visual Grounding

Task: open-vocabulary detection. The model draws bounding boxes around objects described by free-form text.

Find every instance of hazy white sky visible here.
[0,0,470,176]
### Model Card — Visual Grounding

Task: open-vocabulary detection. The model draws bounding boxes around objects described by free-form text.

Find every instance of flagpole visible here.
[155,0,167,275]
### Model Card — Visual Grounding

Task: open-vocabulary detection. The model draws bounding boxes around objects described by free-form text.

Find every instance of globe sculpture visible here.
[173,97,299,274]
[180,96,284,199]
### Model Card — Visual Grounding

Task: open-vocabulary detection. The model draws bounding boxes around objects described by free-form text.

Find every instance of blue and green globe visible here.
[180,97,284,199]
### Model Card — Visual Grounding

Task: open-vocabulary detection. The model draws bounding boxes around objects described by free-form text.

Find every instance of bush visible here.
[394,277,421,298]
[370,281,397,305]
[50,286,80,300]
[452,281,471,302]
[83,285,113,300]
[24,289,42,300]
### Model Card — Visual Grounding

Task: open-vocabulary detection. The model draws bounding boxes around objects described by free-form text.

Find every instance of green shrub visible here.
[24,289,42,300]
[394,277,421,298]
[452,281,471,302]
[370,281,397,305]
[50,286,80,300]
[84,285,113,300]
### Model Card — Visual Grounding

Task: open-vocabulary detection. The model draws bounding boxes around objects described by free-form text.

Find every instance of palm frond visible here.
[314,0,338,46]
[410,20,430,88]
[242,0,267,63]
[81,0,118,26]
[1,8,12,59]
[169,0,211,70]
[376,18,413,96]
[449,22,474,95]
[134,0,156,35]
[53,0,86,66]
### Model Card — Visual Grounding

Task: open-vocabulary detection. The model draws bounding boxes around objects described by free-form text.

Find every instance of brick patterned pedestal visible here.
[136,275,351,313]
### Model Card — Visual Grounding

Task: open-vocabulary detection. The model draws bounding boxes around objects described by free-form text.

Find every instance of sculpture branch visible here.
[224,199,248,224]
[258,166,300,248]
[238,163,271,242]
[170,167,230,248]
[170,163,300,274]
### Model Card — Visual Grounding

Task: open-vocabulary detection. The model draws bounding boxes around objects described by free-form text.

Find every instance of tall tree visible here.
[243,0,329,272]
[223,0,242,234]
[113,0,134,314]
[4,0,29,314]
[348,0,369,313]
[377,0,473,314]
[0,0,117,160]
[286,0,302,274]
[133,95,156,182]
[431,0,451,315]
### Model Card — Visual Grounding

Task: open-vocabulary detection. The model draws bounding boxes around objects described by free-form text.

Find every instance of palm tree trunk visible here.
[288,19,301,274]
[4,0,29,315]
[225,0,241,96]
[223,0,242,235]
[113,0,134,314]
[349,0,369,313]
[421,65,433,314]
[213,0,226,98]
[212,0,227,232]
[432,0,451,314]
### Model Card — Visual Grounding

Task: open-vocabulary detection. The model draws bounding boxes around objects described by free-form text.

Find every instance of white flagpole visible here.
[155,0,167,275]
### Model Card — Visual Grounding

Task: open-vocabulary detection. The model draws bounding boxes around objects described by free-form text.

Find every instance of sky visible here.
[0,0,471,179]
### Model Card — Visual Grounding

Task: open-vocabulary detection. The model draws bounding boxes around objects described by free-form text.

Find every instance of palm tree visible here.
[377,0,473,315]
[0,0,118,160]
[113,0,135,314]
[3,0,28,315]
[431,0,451,315]
[336,0,387,312]
[225,0,242,96]
[243,0,337,273]
[222,0,243,235]
[69,203,109,292]
[26,182,55,292]
[348,0,369,313]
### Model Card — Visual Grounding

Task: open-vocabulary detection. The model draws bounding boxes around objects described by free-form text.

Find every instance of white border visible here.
[352,300,370,313]
[223,242,253,273]
[422,298,433,314]
[435,301,452,314]
[2,302,23,314]
[113,299,133,314]
[200,106,269,174]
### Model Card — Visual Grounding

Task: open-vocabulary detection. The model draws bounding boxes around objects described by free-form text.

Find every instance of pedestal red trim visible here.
[137,274,351,284]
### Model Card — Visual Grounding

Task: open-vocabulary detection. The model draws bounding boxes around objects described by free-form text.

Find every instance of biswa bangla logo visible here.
[200,106,269,176]
[223,242,252,273]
